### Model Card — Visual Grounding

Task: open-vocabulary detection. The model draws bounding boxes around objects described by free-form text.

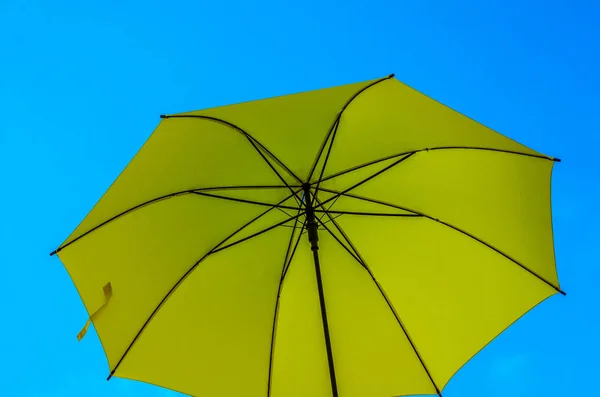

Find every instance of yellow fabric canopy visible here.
[52,75,563,397]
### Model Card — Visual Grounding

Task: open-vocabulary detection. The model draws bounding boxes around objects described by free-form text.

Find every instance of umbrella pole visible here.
[303,183,339,397]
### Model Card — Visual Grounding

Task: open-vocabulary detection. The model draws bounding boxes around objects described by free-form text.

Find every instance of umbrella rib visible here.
[275,206,296,218]
[244,136,303,206]
[107,190,304,380]
[320,212,344,227]
[318,146,560,185]
[313,214,443,396]
[210,212,304,255]
[318,192,342,224]
[307,74,395,183]
[191,191,300,212]
[312,196,372,267]
[267,215,306,397]
[318,187,566,296]
[49,185,299,256]
[315,152,416,210]
[161,114,303,184]
[280,220,307,282]
[315,209,421,217]
[315,217,363,265]
[310,118,340,206]
[278,223,305,229]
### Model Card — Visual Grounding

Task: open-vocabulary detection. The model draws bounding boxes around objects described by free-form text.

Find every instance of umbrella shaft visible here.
[311,247,339,397]
[303,184,339,396]
[307,220,319,251]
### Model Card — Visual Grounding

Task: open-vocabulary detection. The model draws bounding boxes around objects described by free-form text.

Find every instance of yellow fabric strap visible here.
[77,282,113,341]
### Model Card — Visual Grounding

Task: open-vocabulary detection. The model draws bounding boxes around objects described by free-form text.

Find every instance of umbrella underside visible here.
[53,76,562,397]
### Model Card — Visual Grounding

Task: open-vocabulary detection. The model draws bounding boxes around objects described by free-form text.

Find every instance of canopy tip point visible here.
[558,289,567,296]
[553,157,561,163]
[388,73,395,78]
[49,249,57,256]
[160,114,168,119]
[107,372,114,381]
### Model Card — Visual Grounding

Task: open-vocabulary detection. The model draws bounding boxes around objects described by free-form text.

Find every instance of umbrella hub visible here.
[302,183,319,252]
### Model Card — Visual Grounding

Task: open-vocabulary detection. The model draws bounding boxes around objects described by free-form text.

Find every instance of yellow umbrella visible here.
[51,74,564,397]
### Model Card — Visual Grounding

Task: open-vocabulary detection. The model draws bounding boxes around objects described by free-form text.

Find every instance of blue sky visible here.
[1,0,598,396]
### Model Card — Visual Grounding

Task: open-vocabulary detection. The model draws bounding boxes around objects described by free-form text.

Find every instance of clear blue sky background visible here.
[1,0,598,396]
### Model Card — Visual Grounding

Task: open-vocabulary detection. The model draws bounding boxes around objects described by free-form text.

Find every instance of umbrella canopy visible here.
[51,74,564,397]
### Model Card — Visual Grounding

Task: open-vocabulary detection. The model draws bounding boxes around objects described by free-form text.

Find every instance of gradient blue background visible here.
[1,1,598,396]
